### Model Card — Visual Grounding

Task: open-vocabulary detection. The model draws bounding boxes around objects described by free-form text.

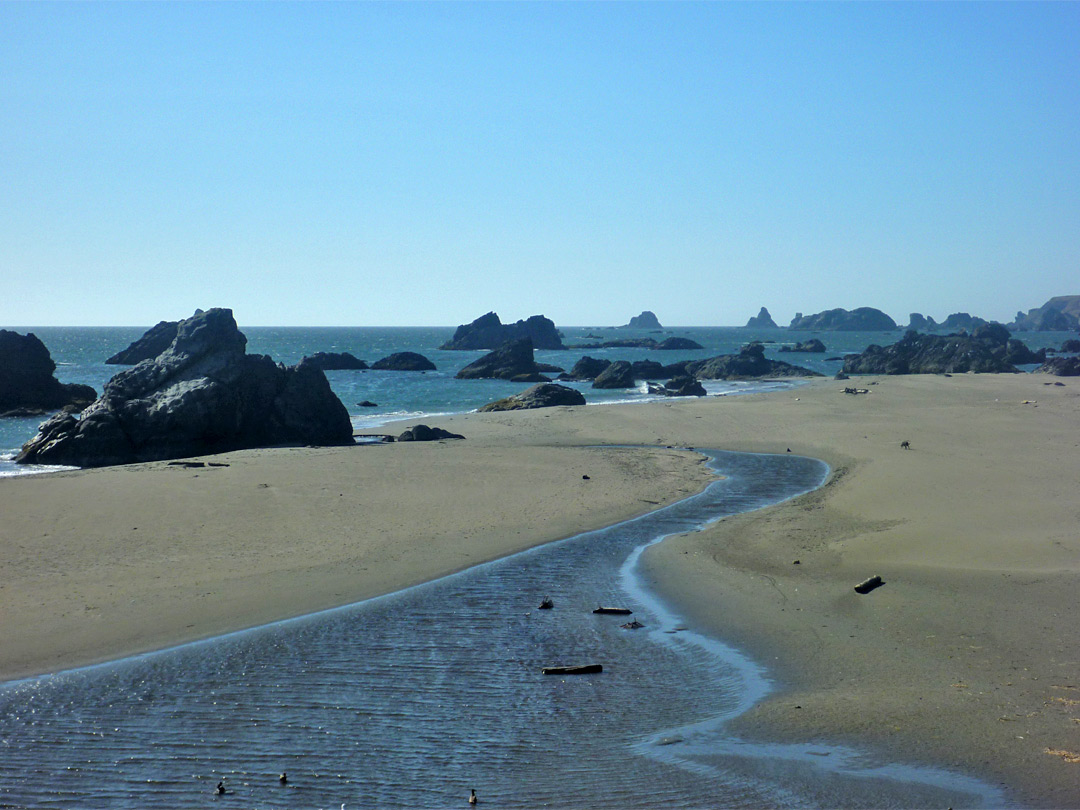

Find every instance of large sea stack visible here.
[0,330,97,416]
[441,312,564,350]
[745,307,779,328]
[455,338,550,382]
[17,308,354,468]
[621,311,662,329]
[789,307,898,331]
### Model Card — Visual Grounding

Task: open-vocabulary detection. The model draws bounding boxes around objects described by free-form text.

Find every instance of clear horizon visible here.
[3,3,1078,327]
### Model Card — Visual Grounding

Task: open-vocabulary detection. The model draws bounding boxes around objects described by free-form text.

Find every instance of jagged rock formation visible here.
[397,424,464,441]
[559,356,611,381]
[780,339,826,353]
[1035,356,1080,376]
[1012,296,1080,331]
[745,307,779,329]
[477,383,586,411]
[455,339,549,382]
[789,307,898,331]
[371,352,435,371]
[106,319,183,364]
[940,312,988,331]
[16,309,354,468]
[592,360,636,389]
[621,311,662,329]
[302,352,369,370]
[842,324,1029,375]
[441,312,564,350]
[906,313,938,332]
[0,330,97,416]
[686,343,822,380]
[1061,339,1080,353]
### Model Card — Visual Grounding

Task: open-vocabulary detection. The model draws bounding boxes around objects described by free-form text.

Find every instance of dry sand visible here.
[2,373,1078,805]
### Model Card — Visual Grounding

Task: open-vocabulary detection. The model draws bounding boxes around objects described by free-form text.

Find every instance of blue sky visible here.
[3,2,1078,327]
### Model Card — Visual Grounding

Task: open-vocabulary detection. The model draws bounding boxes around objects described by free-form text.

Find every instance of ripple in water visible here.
[0,451,1007,808]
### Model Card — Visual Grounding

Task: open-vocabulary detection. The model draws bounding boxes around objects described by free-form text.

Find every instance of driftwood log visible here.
[854,575,885,594]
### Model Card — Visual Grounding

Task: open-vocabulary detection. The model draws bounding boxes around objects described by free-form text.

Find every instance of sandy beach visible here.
[2,373,1078,806]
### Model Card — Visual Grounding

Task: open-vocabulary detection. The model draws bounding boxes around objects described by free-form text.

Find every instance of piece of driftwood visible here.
[542,664,603,675]
[854,575,884,594]
[593,607,632,615]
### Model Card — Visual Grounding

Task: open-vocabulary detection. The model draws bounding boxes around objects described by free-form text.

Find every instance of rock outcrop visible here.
[789,307,898,331]
[780,339,826,353]
[106,319,182,364]
[647,375,706,397]
[940,312,988,331]
[566,337,703,351]
[592,360,636,389]
[441,312,564,350]
[1061,339,1080,353]
[0,330,97,416]
[1012,296,1080,331]
[371,352,436,371]
[397,424,464,441]
[842,324,1026,375]
[630,360,669,379]
[455,338,549,382]
[906,313,938,332]
[686,343,822,380]
[477,382,586,411]
[16,309,354,467]
[745,307,779,329]
[621,311,662,329]
[655,337,703,351]
[302,352,369,370]
[559,356,611,381]
[1035,356,1080,376]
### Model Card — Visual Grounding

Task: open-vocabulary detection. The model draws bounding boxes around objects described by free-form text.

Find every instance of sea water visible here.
[0,450,1007,808]
[2,323,1071,475]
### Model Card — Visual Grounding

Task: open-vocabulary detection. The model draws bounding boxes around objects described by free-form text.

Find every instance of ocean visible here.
[2,323,1068,475]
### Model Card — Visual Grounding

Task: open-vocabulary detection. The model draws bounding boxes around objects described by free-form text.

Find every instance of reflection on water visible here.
[0,451,1006,808]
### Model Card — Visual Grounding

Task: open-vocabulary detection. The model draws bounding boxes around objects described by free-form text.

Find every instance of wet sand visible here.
[2,373,1078,805]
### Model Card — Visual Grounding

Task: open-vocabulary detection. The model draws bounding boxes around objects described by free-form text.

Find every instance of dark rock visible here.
[842,326,1024,375]
[16,309,353,467]
[371,352,436,371]
[631,360,669,379]
[621,311,662,329]
[397,424,465,441]
[105,319,183,364]
[655,337,704,351]
[906,313,938,332]
[1011,296,1080,331]
[652,375,706,397]
[535,362,565,374]
[780,339,826,353]
[358,400,378,407]
[1035,356,1080,376]
[301,351,368,370]
[687,343,822,380]
[560,356,611,381]
[565,339,657,350]
[660,360,692,378]
[1004,339,1046,365]
[441,312,564,350]
[745,307,778,329]
[1060,339,1080,353]
[789,307,898,331]
[477,382,586,411]
[0,330,97,414]
[940,312,988,331]
[455,338,549,382]
[593,360,636,389]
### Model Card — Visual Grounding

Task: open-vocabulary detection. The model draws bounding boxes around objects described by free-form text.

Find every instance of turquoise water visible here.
[0,450,1008,808]
[3,323,1069,474]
